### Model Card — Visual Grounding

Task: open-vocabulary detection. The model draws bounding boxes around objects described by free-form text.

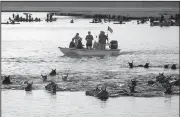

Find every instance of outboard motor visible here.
[110,40,118,49]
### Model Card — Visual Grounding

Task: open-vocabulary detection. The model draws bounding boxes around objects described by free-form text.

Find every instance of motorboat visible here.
[58,47,121,57]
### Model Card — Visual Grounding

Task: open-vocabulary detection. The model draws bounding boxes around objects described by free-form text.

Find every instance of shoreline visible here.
[2,9,179,17]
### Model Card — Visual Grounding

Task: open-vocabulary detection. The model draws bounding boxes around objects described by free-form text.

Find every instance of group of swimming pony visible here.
[69,31,109,50]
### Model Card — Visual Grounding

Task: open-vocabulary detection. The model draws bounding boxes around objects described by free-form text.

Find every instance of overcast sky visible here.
[1,1,179,12]
[2,1,179,8]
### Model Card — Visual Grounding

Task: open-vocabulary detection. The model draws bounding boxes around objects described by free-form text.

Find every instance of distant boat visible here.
[23,13,32,15]
[113,22,125,24]
[45,18,57,22]
[70,19,74,23]
[89,21,101,23]
[150,21,172,27]
[1,22,20,25]
[58,47,121,57]
[89,19,102,23]
[113,20,125,24]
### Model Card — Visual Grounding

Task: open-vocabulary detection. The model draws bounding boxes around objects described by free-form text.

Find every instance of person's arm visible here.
[72,36,75,40]
[98,35,101,43]
[69,42,71,48]
[106,35,108,41]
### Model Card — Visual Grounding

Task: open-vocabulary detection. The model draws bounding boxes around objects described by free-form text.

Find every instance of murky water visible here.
[1,12,179,76]
[1,12,179,117]
[2,90,179,117]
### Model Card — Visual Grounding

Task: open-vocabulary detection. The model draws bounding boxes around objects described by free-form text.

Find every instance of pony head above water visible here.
[50,69,56,76]
[144,63,149,68]
[171,64,177,70]
[45,81,57,94]
[128,61,134,68]
[159,72,164,76]
[41,74,47,81]
[62,73,69,81]
[2,75,11,84]
[97,86,109,100]
[156,72,166,83]
[25,81,33,91]
[164,64,169,69]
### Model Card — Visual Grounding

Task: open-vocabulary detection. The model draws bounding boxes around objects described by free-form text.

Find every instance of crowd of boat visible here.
[89,13,180,27]
[2,12,180,27]
[1,13,57,24]
[2,13,41,24]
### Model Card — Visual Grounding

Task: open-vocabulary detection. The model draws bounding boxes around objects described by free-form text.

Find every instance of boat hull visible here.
[58,47,120,57]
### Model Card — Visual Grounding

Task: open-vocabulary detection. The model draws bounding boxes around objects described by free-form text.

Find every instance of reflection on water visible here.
[2,90,179,117]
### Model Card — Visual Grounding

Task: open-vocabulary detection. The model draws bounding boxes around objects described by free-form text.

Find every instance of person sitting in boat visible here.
[72,33,82,47]
[11,20,15,24]
[85,31,94,50]
[69,39,76,48]
[76,38,84,49]
[98,31,108,50]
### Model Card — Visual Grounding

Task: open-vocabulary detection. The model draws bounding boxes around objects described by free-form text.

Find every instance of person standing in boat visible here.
[72,33,82,47]
[98,31,108,50]
[85,31,94,50]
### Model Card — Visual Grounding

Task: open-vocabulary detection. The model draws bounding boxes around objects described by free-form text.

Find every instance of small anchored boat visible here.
[1,22,20,25]
[70,19,74,23]
[113,22,125,24]
[58,47,121,57]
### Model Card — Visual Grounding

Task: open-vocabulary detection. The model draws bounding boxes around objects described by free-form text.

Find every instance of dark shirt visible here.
[99,34,108,44]
[85,35,94,44]
[76,40,83,49]
[69,41,76,48]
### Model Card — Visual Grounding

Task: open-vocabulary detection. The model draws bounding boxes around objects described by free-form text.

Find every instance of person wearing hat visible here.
[85,31,94,50]
[98,31,108,50]
[72,33,82,47]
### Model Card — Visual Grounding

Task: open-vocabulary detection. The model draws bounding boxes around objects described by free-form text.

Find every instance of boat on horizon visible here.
[1,22,20,25]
